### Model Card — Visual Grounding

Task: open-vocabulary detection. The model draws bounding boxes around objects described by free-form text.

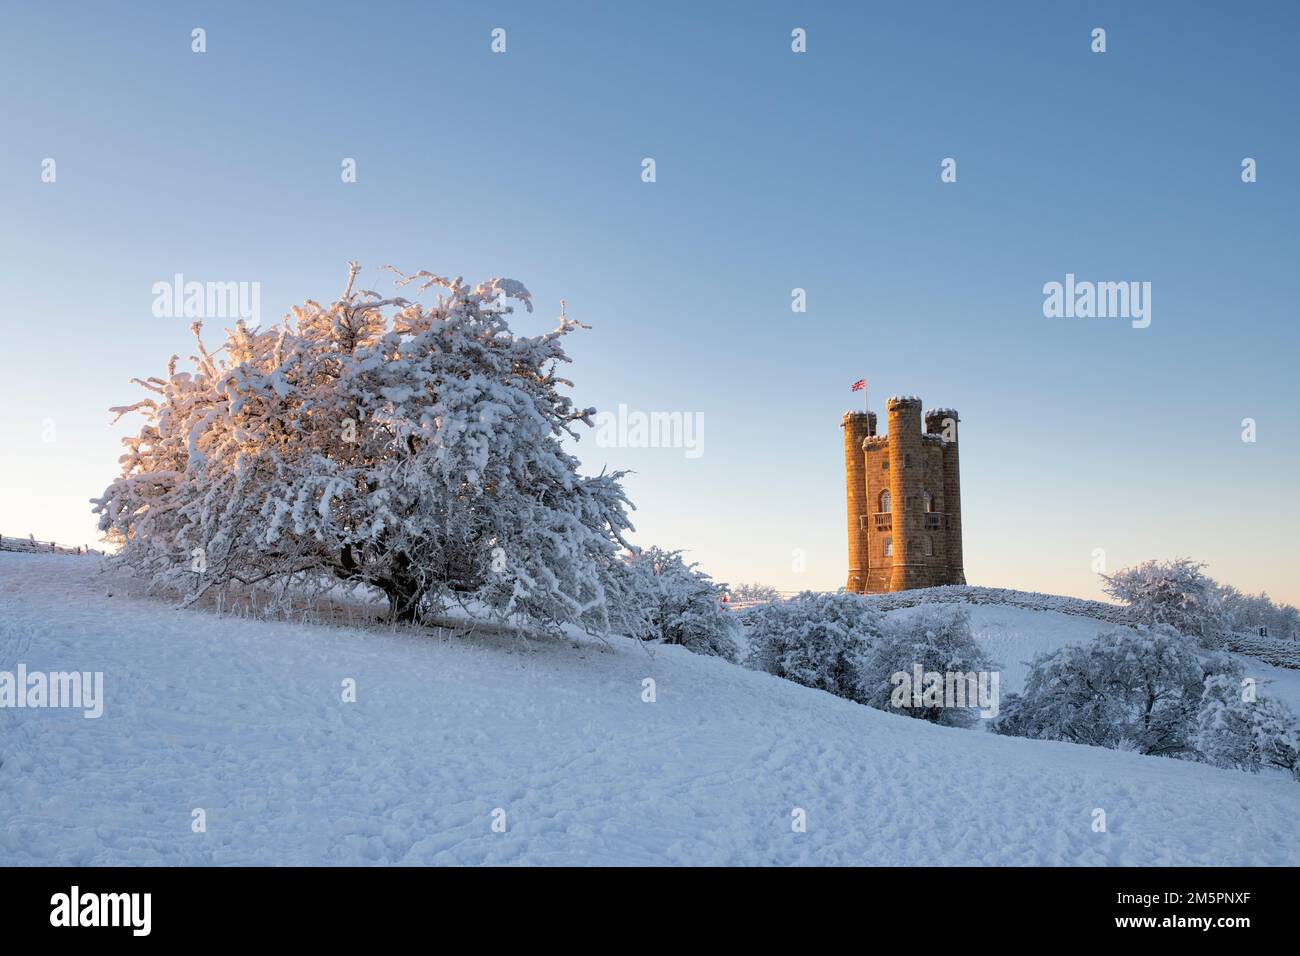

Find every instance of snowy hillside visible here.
[2,552,1298,866]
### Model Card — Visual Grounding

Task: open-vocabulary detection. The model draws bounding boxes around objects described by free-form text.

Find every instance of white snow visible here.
[2,553,1298,866]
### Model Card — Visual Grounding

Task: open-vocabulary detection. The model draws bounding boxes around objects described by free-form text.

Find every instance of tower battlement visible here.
[841,393,965,594]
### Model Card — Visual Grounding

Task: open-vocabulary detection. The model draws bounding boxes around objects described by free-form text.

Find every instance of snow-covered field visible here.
[2,553,1298,866]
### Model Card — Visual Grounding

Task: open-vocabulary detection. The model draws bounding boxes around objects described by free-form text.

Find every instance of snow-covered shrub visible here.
[743,592,887,702]
[1194,675,1300,775]
[992,626,1240,757]
[93,264,635,631]
[857,605,997,727]
[609,547,739,661]
[1101,558,1224,646]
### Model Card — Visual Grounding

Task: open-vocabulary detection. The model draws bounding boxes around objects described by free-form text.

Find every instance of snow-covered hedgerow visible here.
[92,264,636,632]
[608,547,739,661]
[857,605,998,727]
[743,592,888,702]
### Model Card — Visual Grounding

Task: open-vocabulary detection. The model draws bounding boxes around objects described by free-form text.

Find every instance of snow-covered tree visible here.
[1106,560,1299,644]
[993,626,1240,757]
[1192,675,1257,770]
[93,264,635,631]
[1194,675,1300,776]
[608,547,739,660]
[1218,585,1300,641]
[1254,701,1300,779]
[728,582,780,605]
[1101,558,1224,645]
[743,592,887,702]
[857,605,996,727]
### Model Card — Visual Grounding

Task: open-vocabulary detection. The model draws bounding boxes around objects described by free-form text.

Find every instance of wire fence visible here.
[0,534,103,556]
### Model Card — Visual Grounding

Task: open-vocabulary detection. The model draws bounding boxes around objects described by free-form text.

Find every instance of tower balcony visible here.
[865,512,948,532]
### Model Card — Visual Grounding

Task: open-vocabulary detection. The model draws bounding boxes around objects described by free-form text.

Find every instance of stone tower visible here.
[841,395,965,593]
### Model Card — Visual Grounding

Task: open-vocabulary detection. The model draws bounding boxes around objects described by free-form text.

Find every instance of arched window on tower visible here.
[883,536,893,558]
[879,490,891,513]
[923,490,934,513]
[924,536,935,557]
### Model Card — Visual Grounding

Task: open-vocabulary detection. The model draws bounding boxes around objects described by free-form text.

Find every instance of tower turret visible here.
[886,396,927,591]
[926,408,965,585]
[841,411,873,592]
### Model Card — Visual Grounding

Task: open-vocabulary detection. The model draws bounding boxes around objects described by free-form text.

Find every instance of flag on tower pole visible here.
[851,378,868,413]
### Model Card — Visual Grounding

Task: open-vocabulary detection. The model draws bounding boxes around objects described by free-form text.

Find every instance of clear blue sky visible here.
[2,1,1297,603]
